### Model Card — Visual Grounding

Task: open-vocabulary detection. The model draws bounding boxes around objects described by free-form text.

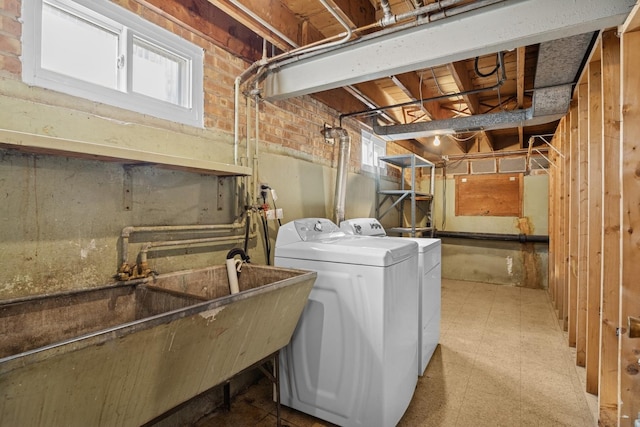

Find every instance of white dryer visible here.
[275,218,418,427]
[341,218,441,376]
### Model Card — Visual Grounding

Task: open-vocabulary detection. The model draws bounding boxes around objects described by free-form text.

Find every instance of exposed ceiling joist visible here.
[353,81,405,123]
[516,46,526,147]
[447,61,479,114]
[262,0,634,101]
[208,0,302,50]
[140,0,264,62]
[390,73,447,120]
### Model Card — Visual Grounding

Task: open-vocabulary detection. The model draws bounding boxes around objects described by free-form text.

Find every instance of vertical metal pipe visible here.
[334,133,350,224]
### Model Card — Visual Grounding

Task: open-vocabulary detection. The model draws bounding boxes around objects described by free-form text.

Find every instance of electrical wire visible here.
[448,132,481,142]
[260,191,271,265]
[474,52,500,78]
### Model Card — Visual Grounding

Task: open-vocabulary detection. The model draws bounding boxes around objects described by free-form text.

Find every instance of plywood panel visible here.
[576,82,589,367]
[619,29,640,427]
[586,59,602,395]
[455,174,523,217]
[598,29,621,427]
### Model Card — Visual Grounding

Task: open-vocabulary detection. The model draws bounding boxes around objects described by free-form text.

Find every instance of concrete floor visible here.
[197,279,595,427]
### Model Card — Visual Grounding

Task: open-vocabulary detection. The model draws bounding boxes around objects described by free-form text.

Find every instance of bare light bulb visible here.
[433,135,441,146]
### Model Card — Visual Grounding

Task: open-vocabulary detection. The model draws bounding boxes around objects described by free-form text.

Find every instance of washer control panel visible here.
[294,218,343,241]
[340,218,386,237]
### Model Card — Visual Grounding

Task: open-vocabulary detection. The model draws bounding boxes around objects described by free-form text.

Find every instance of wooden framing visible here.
[548,9,640,423]
[586,58,602,395]
[562,106,571,330]
[576,82,589,367]
[598,28,621,427]
[568,100,579,347]
[620,27,640,426]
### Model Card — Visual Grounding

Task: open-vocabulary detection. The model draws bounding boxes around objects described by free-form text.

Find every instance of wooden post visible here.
[562,108,572,330]
[549,132,557,305]
[568,100,579,348]
[576,82,589,367]
[586,58,602,395]
[598,28,621,427]
[619,28,640,427]
[556,118,566,323]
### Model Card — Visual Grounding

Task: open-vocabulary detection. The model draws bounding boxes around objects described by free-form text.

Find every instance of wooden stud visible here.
[568,100,579,348]
[598,28,621,427]
[619,28,640,426]
[557,117,567,324]
[562,108,572,330]
[576,82,589,367]
[586,58,602,395]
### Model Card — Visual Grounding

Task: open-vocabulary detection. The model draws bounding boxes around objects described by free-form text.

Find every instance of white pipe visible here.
[251,85,260,203]
[335,132,350,224]
[121,221,246,266]
[138,233,256,264]
[226,258,241,294]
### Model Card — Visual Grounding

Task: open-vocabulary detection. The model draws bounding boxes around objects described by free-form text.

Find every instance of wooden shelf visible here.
[0,129,251,176]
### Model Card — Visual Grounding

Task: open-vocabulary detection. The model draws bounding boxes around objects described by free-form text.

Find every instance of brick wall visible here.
[0,0,21,76]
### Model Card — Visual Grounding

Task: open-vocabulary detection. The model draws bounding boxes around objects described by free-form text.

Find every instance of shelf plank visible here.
[0,129,251,176]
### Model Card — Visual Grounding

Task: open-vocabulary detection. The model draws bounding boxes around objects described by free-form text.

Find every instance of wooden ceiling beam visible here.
[321,0,376,30]
[208,0,309,50]
[447,61,479,114]
[312,89,368,117]
[482,131,494,151]
[352,81,406,124]
[138,0,264,62]
[392,72,449,120]
[516,46,526,148]
[516,46,526,108]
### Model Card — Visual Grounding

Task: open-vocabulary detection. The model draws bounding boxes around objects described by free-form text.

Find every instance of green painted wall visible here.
[433,172,549,288]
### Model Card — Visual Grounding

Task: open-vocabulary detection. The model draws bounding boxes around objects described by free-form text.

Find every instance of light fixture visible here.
[433,135,441,146]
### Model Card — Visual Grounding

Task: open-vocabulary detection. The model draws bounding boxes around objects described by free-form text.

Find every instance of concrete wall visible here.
[433,172,549,288]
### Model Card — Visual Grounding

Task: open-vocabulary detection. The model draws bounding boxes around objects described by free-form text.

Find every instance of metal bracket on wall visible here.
[123,165,133,211]
[217,177,224,211]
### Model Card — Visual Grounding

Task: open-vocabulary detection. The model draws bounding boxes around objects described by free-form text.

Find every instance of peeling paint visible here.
[80,239,97,259]
[199,306,226,323]
[506,256,514,276]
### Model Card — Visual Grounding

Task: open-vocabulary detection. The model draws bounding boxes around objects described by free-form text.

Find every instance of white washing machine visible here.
[341,218,441,376]
[275,218,419,427]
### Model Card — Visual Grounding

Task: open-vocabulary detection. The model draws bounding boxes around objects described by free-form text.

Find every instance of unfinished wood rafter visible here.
[393,72,448,120]
[447,61,479,115]
[137,0,263,62]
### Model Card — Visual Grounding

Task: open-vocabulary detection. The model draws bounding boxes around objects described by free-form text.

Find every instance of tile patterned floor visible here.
[197,279,595,427]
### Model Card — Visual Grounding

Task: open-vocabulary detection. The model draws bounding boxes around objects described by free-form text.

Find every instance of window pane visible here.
[132,37,187,106]
[41,2,119,89]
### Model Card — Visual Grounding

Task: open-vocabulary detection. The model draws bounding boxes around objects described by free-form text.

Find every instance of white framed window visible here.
[22,0,204,127]
[361,129,386,172]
